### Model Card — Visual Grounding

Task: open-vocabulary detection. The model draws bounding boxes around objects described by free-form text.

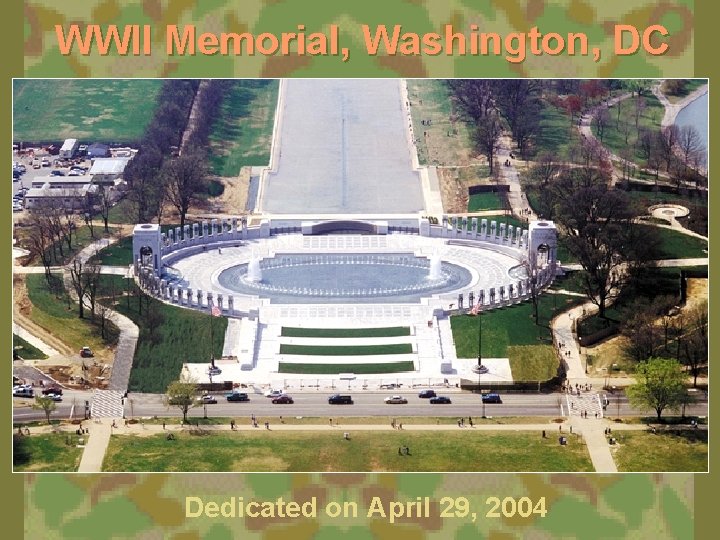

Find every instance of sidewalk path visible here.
[76,418,114,473]
[652,82,708,128]
[498,136,536,220]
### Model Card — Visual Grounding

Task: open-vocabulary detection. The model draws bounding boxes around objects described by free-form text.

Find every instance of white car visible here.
[264,389,284,398]
[384,395,408,404]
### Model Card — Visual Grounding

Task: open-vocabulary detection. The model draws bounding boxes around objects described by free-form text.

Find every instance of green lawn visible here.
[105,282,227,393]
[13,433,83,472]
[13,80,161,142]
[468,192,505,212]
[25,273,119,353]
[208,80,279,176]
[278,361,415,375]
[13,334,48,360]
[451,294,580,359]
[612,430,707,472]
[406,79,475,166]
[507,345,559,381]
[91,235,133,266]
[279,344,412,356]
[533,103,581,159]
[102,430,593,472]
[592,94,664,165]
[21,225,118,268]
[638,225,708,259]
[281,327,411,338]
[623,187,708,209]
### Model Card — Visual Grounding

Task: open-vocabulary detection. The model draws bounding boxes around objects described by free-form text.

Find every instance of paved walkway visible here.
[76,418,114,473]
[652,82,708,128]
[498,136,536,220]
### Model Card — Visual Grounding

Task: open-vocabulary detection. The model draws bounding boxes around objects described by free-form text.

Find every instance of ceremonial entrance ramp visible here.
[261,79,424,214]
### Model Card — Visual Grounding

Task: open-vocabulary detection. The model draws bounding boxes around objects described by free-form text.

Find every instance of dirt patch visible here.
[586,335,631,377]
[232,456,289,471]
[685,279,708,309]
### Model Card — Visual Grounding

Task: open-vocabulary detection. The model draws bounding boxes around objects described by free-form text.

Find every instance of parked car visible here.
[79,346,94,358]
[328,394,353,404]
[272,395,294,404]
[481,393,502,404]
[226,392,249,402]
[198,395,218,404]
[384,395,408,404]
[429,396,452,404]
[67,169,83,176]
[208,366,222,376]
[50,170,66,176]
[41,386,63,396]
[45,393,62,402]
[418,389,436,398]
[13,203,23,212]
[13,386,34,398]
[264,389,284,398]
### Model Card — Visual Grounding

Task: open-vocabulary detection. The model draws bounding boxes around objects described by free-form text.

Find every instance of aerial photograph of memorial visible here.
[12,78,708,472]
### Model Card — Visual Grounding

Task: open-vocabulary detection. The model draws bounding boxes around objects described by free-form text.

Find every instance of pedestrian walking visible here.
[265,422,270,430]
[329,418,333,427]
[469,417,473,427]
[399,423,403,430]
[162,422,166,430]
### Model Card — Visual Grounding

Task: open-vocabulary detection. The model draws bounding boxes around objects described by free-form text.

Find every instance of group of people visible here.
[457,417,474,428]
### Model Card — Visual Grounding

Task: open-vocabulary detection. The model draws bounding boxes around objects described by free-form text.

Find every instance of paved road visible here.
[115,391,708,421]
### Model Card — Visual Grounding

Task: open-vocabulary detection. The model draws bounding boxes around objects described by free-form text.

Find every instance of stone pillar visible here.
[471,217,478,236]
[468,291,474,307]
[216,294,223,312]
[207,292,214,311]
[192,223,199,239]
[489,287,496,304]
[457,293,464,310]
[507,225,514,245]
[490,221,497,239]
[196,289,203,308]
[161,233,168,250]
[231,218,238,238]
[228,295,234,315]
[499,223,506,243]
[185,288,193,306]
[202,221,209,237]
[480,219,488,238]
[210,219,218,235]
[175,227,181,244]
[478,290,485,306]
[168,229,175,245]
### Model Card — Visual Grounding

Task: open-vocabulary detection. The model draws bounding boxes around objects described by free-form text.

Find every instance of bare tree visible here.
[83,263,102,321]
[594,108,610,142]
[97,185,114,233]
[658,125,680,172]
[163,150,209,230]
[473,112,504,175]
[69,259,89,318]
[677,125,703,171]
[446,80,495,122]
[681,300,708,388]
[633,95,646,128]
[26,217,54,282]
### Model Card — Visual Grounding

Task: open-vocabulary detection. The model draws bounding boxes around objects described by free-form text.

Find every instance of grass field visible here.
[406,80,475,166]
[208,80,278,176]
[278,361,415,374]
[534,103,581,159]
[13,433,83,472]
[451,294,580,359]
[507,345,560,381]
[13,80,161,142]
[279,344,412,356]
[102,430,593,472]
[612,429,707,472]
[91,235,133,266]
[281,327,411,338]
[468,192,505,212]
[105,283,227,393]
[637,224,708,259]
[25,273,119,354]
[13,334,48,360]
[592,94,664,165]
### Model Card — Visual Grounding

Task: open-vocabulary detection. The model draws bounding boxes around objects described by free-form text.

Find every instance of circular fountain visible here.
[217,252,473,304]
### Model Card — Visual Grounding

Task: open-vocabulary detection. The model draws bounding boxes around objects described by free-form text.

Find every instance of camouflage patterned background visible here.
[25,473,693,539]
[15,1,706,538]
[23,0,695,78]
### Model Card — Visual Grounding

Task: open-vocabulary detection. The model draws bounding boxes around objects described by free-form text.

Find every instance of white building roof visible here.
[88,157,131,176]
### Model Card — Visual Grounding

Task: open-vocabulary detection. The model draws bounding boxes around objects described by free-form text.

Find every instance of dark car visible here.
[418,389,436,398]
[481,393,502,404]
[429,396,452,404]
[226,392,249,402]
[328,394,353,404]
[272,395,294,404]
[41,386,63,396]
[50,170,66,176]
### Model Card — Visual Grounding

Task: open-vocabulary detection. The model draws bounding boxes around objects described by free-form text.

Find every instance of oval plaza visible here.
[132,80,558,387]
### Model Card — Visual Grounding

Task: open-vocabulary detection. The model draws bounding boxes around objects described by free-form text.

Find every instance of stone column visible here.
[202,221,209,237]
[207,292,214,312]
[196,289,203,307]
[228,295,234,315]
